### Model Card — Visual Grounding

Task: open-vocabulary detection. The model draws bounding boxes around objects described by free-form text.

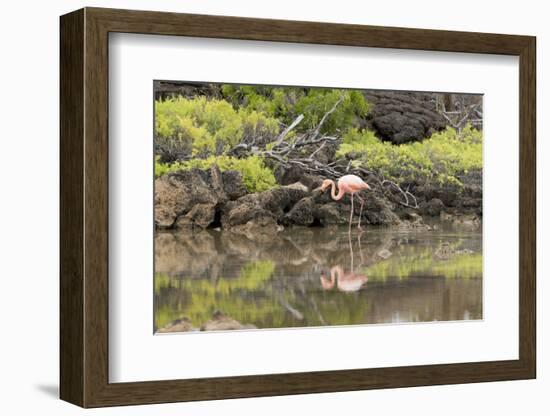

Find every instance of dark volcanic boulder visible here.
[154,165,248,229]
[155,170,218,229]
[223,201,274,227]
[275,165,324,190]
[412,169,482,214]
[415,182,460,207]
[361,194,401,225]
[364,91,447,144]
[419,198,445,217]
[315,203,347,225]
[222,170,247,200]
[175,203,217,229]
[456,170,482,214]
[259,183,309,218]
[221,183,309,231]
[284,197,315,226]
[221,198,280,237]
[311,188,400,226]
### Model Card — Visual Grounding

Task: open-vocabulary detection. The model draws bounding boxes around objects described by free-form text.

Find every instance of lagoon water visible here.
[154,221,482,332]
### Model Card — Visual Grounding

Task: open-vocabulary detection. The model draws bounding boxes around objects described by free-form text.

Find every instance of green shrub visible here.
[220,86,369,135]
[155,96,280,157]
[337,124,482,186]
[155,155,277,193]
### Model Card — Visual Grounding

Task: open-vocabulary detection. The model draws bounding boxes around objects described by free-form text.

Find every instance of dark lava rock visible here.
[312,188,400,227]
[222,170,247,200]
[223,201,275,227]
[209,164,227,203]
[364,91,447,144]
[419,198,445,217]
[362,194,401,225]
[154,170,218,229]
[155,165,248,229]
[275,165,324,190]
[260,183,309,218]
[315,203,347,225]
[175,203,217,229]
[284,197,315,226]
[222,183,310,231]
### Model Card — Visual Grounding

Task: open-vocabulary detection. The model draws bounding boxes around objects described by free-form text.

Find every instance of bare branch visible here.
[311,95,345,140]
[381,180,419,209]
[274,114,304,145]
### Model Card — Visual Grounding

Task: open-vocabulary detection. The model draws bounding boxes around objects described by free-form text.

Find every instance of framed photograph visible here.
[60,7,536,408]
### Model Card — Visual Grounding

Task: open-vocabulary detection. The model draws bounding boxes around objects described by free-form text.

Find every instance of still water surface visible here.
[154,221,482,332]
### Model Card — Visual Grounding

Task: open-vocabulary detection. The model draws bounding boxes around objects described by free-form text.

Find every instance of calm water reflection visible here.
[154,222,482,332]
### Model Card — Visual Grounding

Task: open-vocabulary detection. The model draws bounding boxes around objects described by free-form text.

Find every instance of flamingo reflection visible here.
[320,266,368,292]
[320,232,368,292]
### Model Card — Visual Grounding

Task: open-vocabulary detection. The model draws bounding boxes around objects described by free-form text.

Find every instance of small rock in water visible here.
[453,214,481,228]
[434,241,454,260]
[157,317,195,333]
[201,311,256,331]
[377,248,393,259]
[440,211,454,222]
[398,216,432,231]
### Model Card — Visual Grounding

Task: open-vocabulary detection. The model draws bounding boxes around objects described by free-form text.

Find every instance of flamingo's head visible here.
[320,179,332,192]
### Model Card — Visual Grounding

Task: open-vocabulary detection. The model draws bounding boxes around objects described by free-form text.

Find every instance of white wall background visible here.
[0,0,546,414]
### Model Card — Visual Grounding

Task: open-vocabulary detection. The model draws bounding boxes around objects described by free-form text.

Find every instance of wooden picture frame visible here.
[60,7,536,408]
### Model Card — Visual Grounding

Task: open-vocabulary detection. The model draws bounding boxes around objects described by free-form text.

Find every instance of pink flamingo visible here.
[321,174,371,231]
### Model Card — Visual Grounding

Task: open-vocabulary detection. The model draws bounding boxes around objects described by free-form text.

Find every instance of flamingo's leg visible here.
[349,193,354,233]
[357,194,365,231]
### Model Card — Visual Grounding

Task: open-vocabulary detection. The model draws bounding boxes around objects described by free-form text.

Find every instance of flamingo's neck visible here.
[330,180,345,201]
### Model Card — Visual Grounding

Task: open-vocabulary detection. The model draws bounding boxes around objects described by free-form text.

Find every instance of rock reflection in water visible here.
[154,223,482,332]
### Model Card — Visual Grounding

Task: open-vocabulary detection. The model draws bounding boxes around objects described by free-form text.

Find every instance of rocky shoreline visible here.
[157,311,257,333]
[154,164,482,234]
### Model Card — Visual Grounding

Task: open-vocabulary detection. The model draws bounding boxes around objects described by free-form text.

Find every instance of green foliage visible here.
[154,260,276,329]
[155,85,482,192]
[220,85,369,135]
[294,89,368,133]
[155,155,277,193]
[155,96,280,156]
[154,155,171,177]
[364,243,482,281]
[337,125,483,186]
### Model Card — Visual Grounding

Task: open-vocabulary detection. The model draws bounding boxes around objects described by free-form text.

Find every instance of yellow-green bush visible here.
[155,96,280,156]
[220,86,369,135]
[155,155,277,193]
[337,125,482,186]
